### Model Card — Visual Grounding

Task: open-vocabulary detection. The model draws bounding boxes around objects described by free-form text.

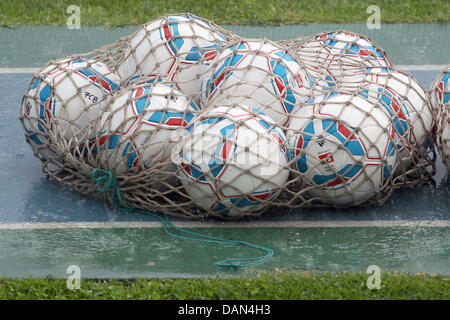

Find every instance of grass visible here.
[1,0,448,302]
[0,0,448,27]
[1,271,449,300]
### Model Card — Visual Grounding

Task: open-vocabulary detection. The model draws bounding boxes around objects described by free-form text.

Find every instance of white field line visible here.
[395,64,448,71]
[0,220,448,230]
[0,65,446,231]
[0,68,41,74]
[0,65,447,74]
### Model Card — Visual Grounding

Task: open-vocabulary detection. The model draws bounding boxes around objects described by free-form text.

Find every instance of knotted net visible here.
[19,16,437,220]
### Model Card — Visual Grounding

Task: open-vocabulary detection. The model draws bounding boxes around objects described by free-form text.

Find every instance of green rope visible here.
[91,168,274,269]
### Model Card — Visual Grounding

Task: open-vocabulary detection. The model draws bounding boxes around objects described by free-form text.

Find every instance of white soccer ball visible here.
[174,104,290,216]
[200,40,311,126]
[430,67,450,171]
[342,67,434,170]
[97,83,199,176]
[293,31,392,91]
[20,91,62,168]
[118,14,228,98]
[20,57,122,157]
[429,67,449,117]
[440,123,450,171]
[286,93,398,206]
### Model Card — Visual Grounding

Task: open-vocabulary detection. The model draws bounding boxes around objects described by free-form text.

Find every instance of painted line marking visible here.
[0,68,41,74]
[0,65,447,74]
[395,64,448,71]
[0,220,448,230]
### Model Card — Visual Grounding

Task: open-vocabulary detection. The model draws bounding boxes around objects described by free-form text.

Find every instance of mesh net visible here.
[430,65,450,172]
[279,31,394,93]
[19,15,438,219]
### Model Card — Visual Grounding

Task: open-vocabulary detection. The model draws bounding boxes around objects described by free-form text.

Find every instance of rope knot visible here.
[91,168,128,210]
[90,168,274,269]
[92,168,117,193]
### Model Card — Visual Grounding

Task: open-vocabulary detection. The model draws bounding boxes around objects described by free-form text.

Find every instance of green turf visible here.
[0,0,448,27]
[0,271,448,299]
[1,0,448,301]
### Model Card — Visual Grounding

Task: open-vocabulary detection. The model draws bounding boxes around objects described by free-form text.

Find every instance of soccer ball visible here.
[430,67,450,171]
[20,91,62,168]
[430,67,449,116]
[97,83,199,176]
[174,104,290,216]
[200,40,311,126]
[343,68,434,170]
[292,31,392,91]
[286,93,398,206]
[118,14,228,98]
[440,123,450,171]
[20,57,121,158]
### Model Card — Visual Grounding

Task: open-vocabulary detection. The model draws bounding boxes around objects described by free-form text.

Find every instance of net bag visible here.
[429,65,450,172]
[19,17,437,220]
[19,14,237,218]
[279,30,436,186]
[279,30,394,94]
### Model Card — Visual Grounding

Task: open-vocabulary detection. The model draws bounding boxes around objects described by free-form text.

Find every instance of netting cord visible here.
[91,168,274,268]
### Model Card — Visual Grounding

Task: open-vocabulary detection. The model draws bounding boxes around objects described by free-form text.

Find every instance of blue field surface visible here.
[0,24,448,278]
[0,70,448,224]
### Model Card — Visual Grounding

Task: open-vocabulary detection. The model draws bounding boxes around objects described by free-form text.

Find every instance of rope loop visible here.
[91,168,274,269]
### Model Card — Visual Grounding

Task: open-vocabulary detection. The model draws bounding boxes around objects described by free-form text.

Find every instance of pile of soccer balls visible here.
[19,14,448,219]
